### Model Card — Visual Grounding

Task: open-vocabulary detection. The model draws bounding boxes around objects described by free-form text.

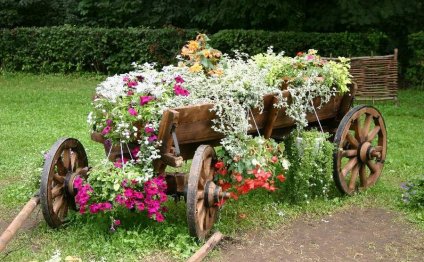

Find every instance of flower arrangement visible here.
[215,135,289,204]
[80,34,351,226]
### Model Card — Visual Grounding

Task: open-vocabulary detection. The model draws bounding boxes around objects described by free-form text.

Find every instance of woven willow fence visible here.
[325,49,399,104]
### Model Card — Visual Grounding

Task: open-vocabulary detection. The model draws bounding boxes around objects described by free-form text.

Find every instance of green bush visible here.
[402,175,424,209]
[210,30,390,57]
[406,32,424,89]
[282,131,335,203]
[0,26,196,74]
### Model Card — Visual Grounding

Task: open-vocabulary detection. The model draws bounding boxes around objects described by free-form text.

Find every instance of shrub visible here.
[282,131,335,203]
[402,175,424,209]
[210,30,390,57]
[406,32,424,89]
[0,26,196,74]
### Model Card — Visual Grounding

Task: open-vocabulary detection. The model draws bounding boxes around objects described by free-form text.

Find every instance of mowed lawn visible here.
[0,73,423,261]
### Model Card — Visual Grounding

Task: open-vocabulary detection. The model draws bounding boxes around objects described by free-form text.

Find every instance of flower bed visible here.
[78,34,351,225]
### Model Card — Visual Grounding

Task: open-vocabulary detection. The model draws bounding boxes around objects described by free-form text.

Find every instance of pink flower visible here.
[106,119,113,126]
[148,135,157,142]
[144,126,154,133]
[123,76,130,82]
[140,96,154,105]
[136,202,145,211]
[306,55,314,61]
[155,212,165,222]
[127,81,138,88]
[124,188,134,198]
[131,146,140,158]
[173,84,189,96]
[114,219,121,226]
[114,158,128,168]
[128,107,137,116]
[175,75,185,83]
[101,126,111,135]
[127,90,134,96]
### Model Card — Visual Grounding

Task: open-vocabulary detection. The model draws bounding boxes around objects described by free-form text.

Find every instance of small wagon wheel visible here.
[187,145,220,240]
[333,105,387,195]
[40,138,88,228]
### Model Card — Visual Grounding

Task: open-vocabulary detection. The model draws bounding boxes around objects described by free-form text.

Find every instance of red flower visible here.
[271,156,278,163]
[214,161,225,169]
[297,51,304,56]
[276,174,286,183]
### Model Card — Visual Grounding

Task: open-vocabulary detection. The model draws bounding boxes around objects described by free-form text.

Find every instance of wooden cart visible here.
[0,83,388,251]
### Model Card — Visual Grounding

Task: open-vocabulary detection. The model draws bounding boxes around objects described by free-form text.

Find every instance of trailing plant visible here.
[282,131,335,203]
[215,135,290,203]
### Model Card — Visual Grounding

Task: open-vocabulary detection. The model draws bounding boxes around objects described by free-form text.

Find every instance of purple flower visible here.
[148,135,157,142]
[128,107,137,116]
[106,119,113,126]
[175,75,185,84]
[136,75,144,82]
[140,96,154,106]
[101,126,111,135]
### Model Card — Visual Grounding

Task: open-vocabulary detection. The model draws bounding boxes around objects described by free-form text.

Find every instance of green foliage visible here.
[406,32,424,89]
[402,175,424,209]
[0,26,196,74]
[283,131,335,203]
[210,30,390,57]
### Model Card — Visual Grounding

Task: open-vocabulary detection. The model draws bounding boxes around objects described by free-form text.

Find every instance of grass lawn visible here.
[0,73,423,261]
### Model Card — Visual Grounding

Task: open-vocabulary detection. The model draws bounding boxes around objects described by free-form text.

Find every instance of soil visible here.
[210,207,424,262]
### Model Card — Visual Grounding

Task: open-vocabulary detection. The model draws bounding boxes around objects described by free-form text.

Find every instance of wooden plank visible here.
[263,96,280,139]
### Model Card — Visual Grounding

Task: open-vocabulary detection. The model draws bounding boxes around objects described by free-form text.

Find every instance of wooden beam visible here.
[0,196,40,253]
[187,231,224,262]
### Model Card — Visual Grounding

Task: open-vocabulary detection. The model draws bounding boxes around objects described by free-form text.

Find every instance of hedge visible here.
[210,30,390,57]
[406,32,424,88]
[0,26,392,74]
[0,26,197,73]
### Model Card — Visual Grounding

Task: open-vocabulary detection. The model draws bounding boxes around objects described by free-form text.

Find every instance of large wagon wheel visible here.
[40,138,88,228]
[333,105,387,195]
[187,145,221,240]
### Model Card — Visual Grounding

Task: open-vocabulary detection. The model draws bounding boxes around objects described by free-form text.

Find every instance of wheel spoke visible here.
[362,114,373,139]
[63,149,71,171]
[51,185,63,198]
[56,158,67,176]
[71,151,78,172]
[348,164,359,190]
[346,133,359,148]
[53,173,65,183]
[342,149,357,158]
[366,160,378,173]
[367,126,381,142]
[197,190,204,200]
[203,156,212,180]
[359,164,367,187]
[197,200,205,229]
[57,201,68,219]
[353,120,362,142]
[373,146,383,152]
[342,158,357,177]
[53,195,64,214]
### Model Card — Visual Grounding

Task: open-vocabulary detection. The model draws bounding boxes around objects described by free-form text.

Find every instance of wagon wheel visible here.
[187,145,220,240]
[333,105,387,195]
[40,138,88,228]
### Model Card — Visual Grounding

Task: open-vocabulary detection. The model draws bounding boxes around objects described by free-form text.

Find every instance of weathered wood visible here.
[153,109,180,172]
[161,153,184,168]
[263,96,280,139]
[0,197,40,253]
[187,231,224,262]
[333,105,387,195]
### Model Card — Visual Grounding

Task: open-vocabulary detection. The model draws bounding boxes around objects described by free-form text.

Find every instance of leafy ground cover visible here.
[0,73,423,261]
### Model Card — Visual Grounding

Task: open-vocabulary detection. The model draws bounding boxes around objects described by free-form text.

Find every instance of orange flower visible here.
[181,46,192,56]
[189,63,203,73]
[187,40,199,51]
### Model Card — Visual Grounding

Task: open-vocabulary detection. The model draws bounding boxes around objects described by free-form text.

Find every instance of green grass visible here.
[0,73,423,261]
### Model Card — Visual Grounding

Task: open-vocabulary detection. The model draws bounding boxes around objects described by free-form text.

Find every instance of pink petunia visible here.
[106,119,113,126]
[148,135,157,142]
[127,81,138,88]
[144,126,154,133]
[101,125,111,135]
[175,75,185,84]
[128,107,137,116]
[140,96,155,105]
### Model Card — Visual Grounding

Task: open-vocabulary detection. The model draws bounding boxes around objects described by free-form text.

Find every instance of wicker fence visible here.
[325,49,399,104]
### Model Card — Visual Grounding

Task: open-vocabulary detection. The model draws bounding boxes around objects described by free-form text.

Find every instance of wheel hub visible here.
[204,181,222,208]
